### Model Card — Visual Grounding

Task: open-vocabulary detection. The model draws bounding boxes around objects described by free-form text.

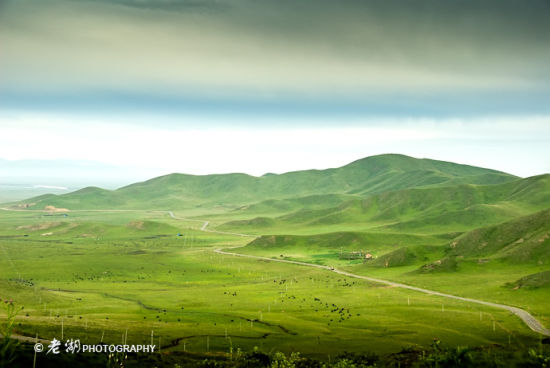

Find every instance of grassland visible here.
[0,209,545,359]
[1,154,549,366]
[232,210,550,327]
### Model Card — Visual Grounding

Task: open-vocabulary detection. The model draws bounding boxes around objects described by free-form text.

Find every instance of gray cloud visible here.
[1,0,549,113]
[74,0,230,13]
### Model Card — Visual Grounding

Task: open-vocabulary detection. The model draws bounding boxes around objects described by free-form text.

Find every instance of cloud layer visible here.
[1,0,549,116]
[1,0,549,181]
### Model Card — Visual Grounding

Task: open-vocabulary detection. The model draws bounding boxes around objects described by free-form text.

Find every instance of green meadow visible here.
[1,155,549,366]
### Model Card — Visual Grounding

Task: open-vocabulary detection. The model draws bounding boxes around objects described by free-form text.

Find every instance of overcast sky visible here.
[1,0,549,186]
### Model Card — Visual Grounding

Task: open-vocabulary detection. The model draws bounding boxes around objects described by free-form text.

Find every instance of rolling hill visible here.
[235,230,446,266]
[220,174,550,234]
[448,208,550,264]
[11,154,518,211]
[232,203,549,274]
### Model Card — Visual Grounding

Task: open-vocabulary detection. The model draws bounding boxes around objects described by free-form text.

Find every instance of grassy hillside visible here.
[11,154,517,211]
[448,208,550,264]
[237,231,446,267]
[235,209,550,271]
[507,271,550,289]
[232,193,358,216]
[220,174,550,235]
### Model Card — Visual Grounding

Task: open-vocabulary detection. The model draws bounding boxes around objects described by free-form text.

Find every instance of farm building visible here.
[339,249,374,260]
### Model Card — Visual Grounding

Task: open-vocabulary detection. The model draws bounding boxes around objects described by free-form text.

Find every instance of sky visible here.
[1,0,549,187]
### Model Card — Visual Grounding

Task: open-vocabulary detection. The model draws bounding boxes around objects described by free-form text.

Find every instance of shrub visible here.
[0,300,23,368]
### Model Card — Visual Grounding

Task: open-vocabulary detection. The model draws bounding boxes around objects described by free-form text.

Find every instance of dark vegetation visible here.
[6,340,550,367]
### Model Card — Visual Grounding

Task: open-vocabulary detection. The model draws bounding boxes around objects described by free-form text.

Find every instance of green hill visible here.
[12,154,517,211]
[238,231,445,266]
[408,209,550,275]
[506,271,550,289]
[232,193,357,215]
[221,175,550,235]
[448,208,550,264]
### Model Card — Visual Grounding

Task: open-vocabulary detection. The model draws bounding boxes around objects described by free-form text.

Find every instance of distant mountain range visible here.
[11,154,521,210]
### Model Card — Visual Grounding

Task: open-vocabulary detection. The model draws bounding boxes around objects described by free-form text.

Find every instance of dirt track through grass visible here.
[212,245,550,337]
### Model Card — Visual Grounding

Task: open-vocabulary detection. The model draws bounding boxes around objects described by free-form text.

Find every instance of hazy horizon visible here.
[0,148,547,192]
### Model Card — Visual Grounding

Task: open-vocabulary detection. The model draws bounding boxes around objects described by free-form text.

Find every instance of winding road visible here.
[161,215,550,337]
[167,211,254,237]
[199,217,550,337]
[214,247,550,337]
